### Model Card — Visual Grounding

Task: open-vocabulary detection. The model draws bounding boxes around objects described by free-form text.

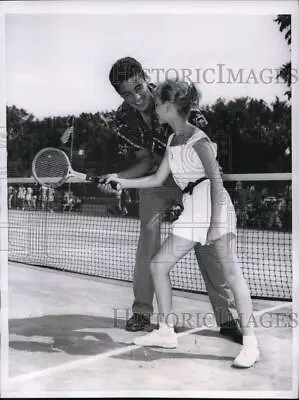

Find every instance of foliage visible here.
[202,96,291,173]
[7,97,291,177]
[274,15,292,100]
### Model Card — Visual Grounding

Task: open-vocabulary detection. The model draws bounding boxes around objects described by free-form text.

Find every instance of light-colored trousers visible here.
[132,174,239,326]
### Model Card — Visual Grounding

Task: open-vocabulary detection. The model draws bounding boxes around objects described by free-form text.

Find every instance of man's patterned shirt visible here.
[114,84,208,161]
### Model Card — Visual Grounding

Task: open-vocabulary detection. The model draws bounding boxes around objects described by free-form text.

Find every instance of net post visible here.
[68,116,75,195]
[0,11,9,391]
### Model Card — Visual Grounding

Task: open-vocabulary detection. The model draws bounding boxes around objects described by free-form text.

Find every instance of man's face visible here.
[118,74,152,112]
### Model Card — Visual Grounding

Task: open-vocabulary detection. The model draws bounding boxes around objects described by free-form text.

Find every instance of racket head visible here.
[32,147,71,189]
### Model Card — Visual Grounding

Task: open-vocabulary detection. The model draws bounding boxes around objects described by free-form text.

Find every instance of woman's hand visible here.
[98,173,118,184]
[104,174,120,184]
[97,173,121,195]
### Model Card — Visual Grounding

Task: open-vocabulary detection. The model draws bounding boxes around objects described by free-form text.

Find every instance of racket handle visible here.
[86,175,120,190]
[105,180,120,190]
[104,179,120,191]
[86,174,99,184]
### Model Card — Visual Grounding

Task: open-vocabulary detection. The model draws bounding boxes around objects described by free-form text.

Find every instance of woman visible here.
[106,79,259,368]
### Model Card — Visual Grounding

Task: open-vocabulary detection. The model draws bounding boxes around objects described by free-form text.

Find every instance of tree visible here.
[274,15,291,45]
[7,97,291,178]
[274,15,292,100]
[202,96,291,173]
[6,105,36,176]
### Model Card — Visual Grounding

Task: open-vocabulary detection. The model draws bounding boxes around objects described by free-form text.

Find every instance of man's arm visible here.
[107,151,171,189]
[98,149,157,194]
[117,149,156,179]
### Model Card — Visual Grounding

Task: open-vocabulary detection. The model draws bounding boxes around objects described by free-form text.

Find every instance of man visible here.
[101,57,242,343]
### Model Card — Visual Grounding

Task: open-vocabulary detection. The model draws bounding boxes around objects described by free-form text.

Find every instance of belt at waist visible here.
[182,177,208,195]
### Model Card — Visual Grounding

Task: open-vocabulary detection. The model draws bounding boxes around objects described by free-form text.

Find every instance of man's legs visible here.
[126,186,169,331]
[194,243,243,343]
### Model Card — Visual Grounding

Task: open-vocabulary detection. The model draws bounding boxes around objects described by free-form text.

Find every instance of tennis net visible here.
[7,173,292,301]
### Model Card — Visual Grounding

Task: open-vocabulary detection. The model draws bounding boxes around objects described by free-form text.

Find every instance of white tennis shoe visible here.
[232,335,260,368]
[133,328,178,349]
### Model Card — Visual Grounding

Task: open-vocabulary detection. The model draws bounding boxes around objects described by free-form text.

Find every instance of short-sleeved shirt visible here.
[114,83,208,162]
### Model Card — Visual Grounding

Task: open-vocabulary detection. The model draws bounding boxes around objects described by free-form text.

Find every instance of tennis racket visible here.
[32,147,119,190]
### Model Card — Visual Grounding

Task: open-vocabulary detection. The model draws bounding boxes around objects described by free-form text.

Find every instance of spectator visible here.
[25,186,33,210]
[8,186,14,209]
[17,184,26,210]
[48,187,55,212]
[233,181,248,228]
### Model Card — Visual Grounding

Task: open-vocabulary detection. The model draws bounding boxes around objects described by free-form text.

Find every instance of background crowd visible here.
[8,178,292,232]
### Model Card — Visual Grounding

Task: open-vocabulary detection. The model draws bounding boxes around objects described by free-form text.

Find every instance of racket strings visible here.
[33,149,69,186]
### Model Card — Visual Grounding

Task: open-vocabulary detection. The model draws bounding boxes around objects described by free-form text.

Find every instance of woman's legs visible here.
[212,234,259,367]
[150,233,196,326]
[133,233,195,348]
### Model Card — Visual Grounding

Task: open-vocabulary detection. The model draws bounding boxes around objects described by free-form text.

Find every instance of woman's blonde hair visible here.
[155,79,201,117]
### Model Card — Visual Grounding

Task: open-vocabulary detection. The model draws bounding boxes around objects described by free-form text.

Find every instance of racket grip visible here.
[86,175,120,190]
[86,174,100,184]
[103,179,120,191]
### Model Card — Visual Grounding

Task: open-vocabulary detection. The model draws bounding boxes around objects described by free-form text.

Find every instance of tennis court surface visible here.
[5,175,295,397]
[6,262,293,397]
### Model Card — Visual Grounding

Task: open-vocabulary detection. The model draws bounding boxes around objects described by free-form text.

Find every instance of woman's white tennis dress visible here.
[167,129,236,245]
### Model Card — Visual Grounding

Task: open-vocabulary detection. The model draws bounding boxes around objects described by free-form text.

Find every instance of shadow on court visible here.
[10,314,128,356]
[9,314,233,362]
[113,346,234,363]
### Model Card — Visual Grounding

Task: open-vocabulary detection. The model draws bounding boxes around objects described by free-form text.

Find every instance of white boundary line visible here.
[0,7,9,397]
[8,301,292,386]
[3,389,295,399]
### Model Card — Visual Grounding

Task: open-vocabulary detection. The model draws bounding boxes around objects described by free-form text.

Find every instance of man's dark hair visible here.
[109,57,146,92]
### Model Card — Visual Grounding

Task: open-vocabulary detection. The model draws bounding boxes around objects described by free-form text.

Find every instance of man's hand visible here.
[166,203,184,222]
[219,164,224,178]
[97,173,120,195]
[206,225,220,246]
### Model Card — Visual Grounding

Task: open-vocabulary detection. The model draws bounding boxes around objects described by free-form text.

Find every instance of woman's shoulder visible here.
[190,128,217,155]
[188,128,210,143]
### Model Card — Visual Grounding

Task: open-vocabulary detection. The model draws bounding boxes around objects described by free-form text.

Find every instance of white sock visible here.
[243,335,258,347]
[159,322,175,335]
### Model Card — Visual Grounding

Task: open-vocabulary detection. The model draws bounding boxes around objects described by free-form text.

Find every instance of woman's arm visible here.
[193,138,225,223]
[106,150,171,189]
